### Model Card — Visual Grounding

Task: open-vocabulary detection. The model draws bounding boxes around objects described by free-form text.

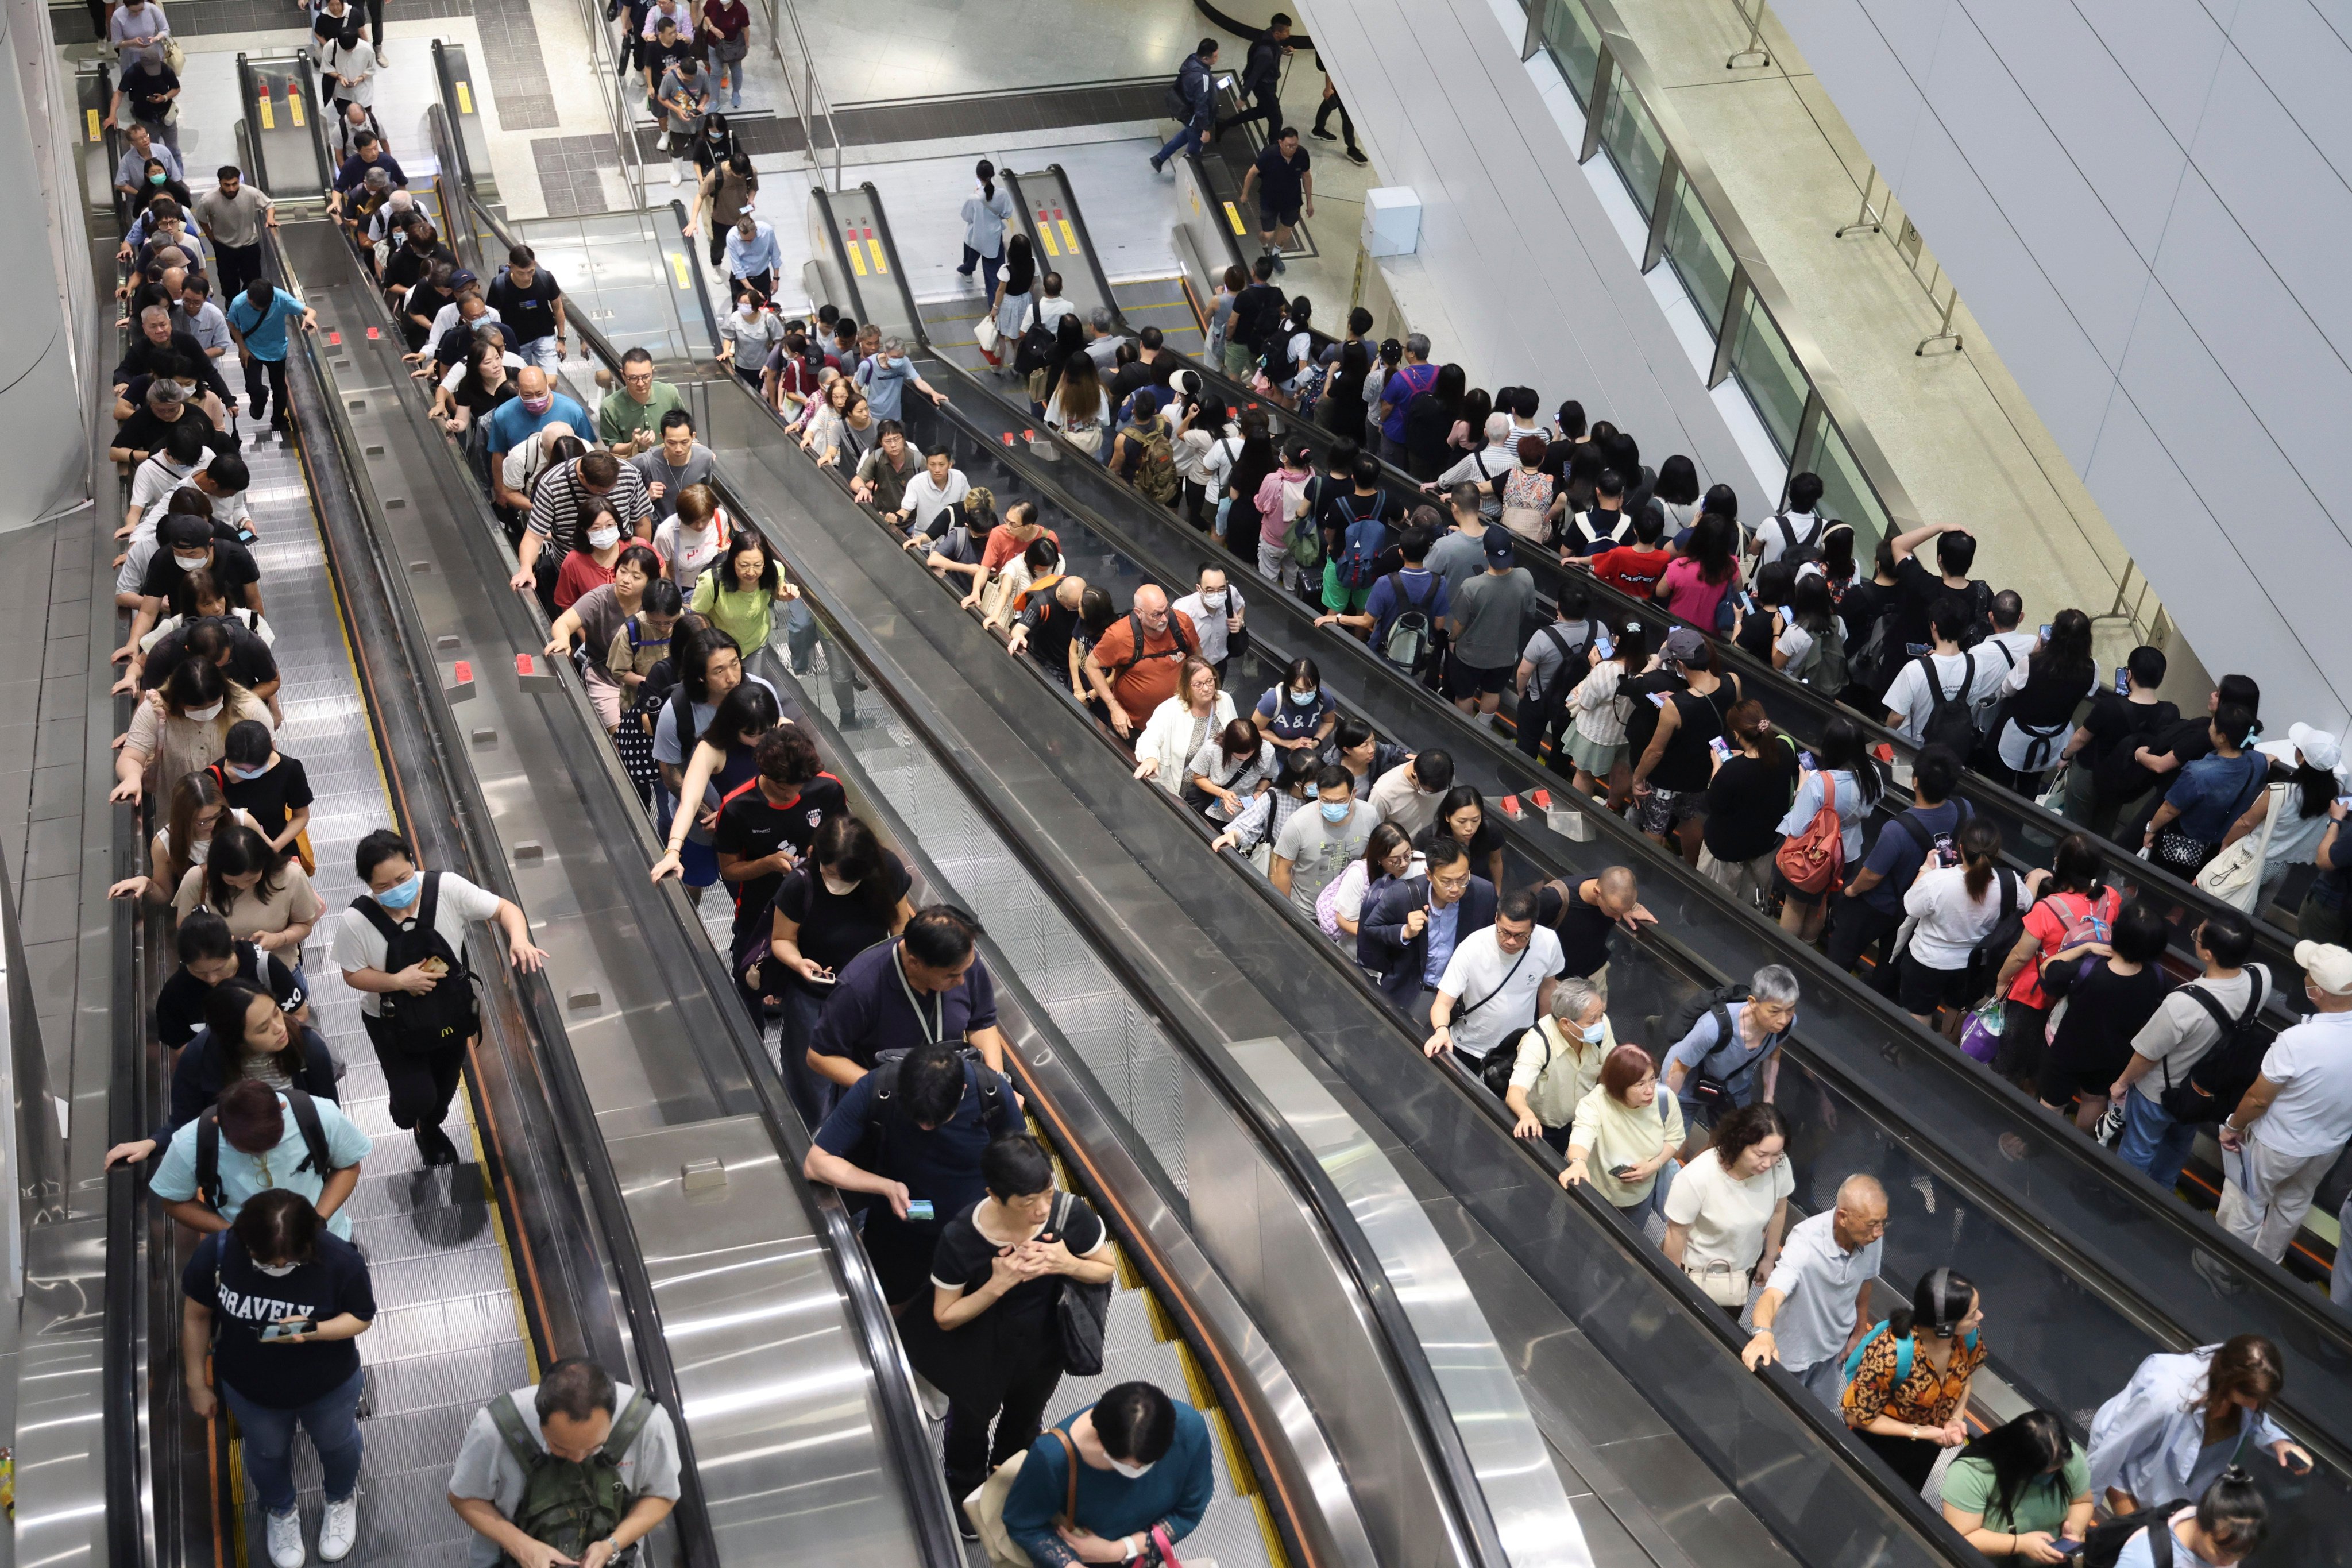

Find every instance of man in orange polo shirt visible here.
[1082,583,1200,738]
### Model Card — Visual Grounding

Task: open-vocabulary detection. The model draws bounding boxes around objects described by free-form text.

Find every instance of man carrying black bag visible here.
[331,829,547,1165]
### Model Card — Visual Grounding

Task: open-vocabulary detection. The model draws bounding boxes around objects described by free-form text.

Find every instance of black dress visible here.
[903,1194,1106,1409]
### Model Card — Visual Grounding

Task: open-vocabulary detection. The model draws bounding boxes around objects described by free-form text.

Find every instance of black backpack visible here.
[1012,298,1055,376]
[1914,652,1980,755]
[863,1055,1014,1146]
[1658,983,1755,1117]
[349,872,481,1053]
[2159,970,2272,1123]
[2081,1499,2187,1568]
[1769,511,1825,566]
[195,1087,332,1213]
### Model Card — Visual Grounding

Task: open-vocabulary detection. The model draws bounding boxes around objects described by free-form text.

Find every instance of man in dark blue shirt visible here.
[803,1040,1015,1304]
[1825,744,1970,994]
[1239,128,1314,268]
[2303,806,2352,951]
[804,905,1010,1089]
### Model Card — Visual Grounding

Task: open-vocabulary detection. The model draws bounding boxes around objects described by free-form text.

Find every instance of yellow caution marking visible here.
[847,241,867,277]
[1037,224,1059,257]
[257,92,275,130]
[669,251,691,288]
[86,108,101,141]
[287,90,305,127]
[456,80,474,115]
[1223,200,1244,235]
[1058,219,1080,254]
[866,237,888,274]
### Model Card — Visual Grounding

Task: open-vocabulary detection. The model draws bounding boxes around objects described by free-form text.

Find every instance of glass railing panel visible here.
[1798,414,1893,557]
[1596,69,1669,220]
[1537,0,1605,107]
[1662,172,1735,329]
[1728,291,1810,458]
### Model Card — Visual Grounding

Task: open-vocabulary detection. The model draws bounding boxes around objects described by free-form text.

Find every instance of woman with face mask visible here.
[113,655,271,807]
[1251,655,1338,756]
[172,822,324,990]
[1504,977,1616,1154]
[104,979,340,1169]
[907,1133,1115,1517]
[552,499,631,612]
[546,543,663,732]
[109,768,258,906]
[217,718,315,863]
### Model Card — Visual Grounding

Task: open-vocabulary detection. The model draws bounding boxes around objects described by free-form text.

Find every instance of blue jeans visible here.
[2117,1090,2196,1193]
[1153,120,1206,167]
[223,1366,365,1515]
[958,245,1001,301]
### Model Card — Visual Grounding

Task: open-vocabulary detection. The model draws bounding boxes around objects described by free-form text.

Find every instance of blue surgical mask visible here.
[1287,688,1316,706]
[1579,1021,1607,1045]
[226,762,266,781]
[374,873,422,910]
[1318,801,1350,824]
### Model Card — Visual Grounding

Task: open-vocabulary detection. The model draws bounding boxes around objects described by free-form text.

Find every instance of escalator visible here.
[806,177,2352,1565]
[1002,165,2341,1113]
[392,99,1566,1568]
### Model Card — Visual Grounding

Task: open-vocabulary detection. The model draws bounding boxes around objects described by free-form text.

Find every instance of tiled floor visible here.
[531,132,622,218]
[468,0,560,130]
[50,0,467,43]
[215,353,531,1563]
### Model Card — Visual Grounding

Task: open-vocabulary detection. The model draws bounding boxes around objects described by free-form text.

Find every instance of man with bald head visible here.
[484,366,588,516]
[1538,866,1658,997]
[1081,582,1200,739]
[1743,1173,1887,1410]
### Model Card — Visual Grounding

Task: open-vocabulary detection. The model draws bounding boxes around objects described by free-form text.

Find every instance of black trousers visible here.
[244,354,293,428]
[1314,90,1357,152]
[1217,85,1281,140]
[1824,897,1903,997]
[942,1354,1064,1500]
[361,1011,466,1131]
[215,241,264,300]
[1516,692,1573,774]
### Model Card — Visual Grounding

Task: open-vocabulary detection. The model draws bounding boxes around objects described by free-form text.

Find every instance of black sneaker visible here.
[416,1125,459,1167]
[1310,127,1337,141]
[1347,148,1369,165]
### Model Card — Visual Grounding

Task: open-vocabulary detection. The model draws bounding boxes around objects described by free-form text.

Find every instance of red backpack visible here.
[1775,771,1844,894]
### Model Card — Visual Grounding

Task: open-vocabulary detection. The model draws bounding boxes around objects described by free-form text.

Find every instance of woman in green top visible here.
[689,530,797,655]
[1940,1409,2094,1561]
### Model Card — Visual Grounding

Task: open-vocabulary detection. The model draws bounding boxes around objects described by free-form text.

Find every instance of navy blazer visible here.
[1355,874,1499,1007]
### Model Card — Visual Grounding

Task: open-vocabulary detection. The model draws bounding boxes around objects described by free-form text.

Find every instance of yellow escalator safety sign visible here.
[846,229,867,277]
[669,251,691,289]
[287,90,305,127]
[86,108,101,141]
[867,237,888,275]
[456,81,474,115]
[1058,219,1080,255]
[1036,218,1058,257]
[1223,200,1244,235]
[257,91,275,130]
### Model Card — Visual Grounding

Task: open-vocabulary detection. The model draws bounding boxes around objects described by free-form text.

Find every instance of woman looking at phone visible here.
[769,814,914,1122]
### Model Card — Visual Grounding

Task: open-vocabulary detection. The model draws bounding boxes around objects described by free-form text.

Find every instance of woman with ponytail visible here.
[1699,698,1799,910]
[957,158,1013,301]
[1840,1266,1986,1488]
[1899,817,2042,1037]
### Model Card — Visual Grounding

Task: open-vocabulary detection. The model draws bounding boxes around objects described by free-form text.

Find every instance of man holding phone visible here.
[804,905,1011,1090]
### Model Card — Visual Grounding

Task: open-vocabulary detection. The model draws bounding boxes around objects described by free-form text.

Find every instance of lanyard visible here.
[894,946,947,1046]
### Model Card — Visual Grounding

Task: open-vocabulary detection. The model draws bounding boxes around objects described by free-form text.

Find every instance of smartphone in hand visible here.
[1609,1164,1640,1181]
[905,1199,936,1222]
[2114,666,2130,698]
[261,1319,315,1342]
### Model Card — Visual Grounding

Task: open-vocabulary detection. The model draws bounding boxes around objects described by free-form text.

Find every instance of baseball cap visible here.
[2287,722,2342,775]
[447,268,479,291]
[2295,940,2352,996]
[1660,627,1707,664]
[160,512,214,549]
[1482,530,1515,566]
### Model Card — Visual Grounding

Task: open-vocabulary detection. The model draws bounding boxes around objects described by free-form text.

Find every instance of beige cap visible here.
[2294,940,2352,995]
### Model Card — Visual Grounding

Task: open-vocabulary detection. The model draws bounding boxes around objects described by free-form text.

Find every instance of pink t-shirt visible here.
[1258,467,1307,550]
[1659,555,1739,633]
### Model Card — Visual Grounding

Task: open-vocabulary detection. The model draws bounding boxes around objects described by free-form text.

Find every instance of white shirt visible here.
[654,510,731,585]
[1751,509,1822,567]
[424,302,505,360]
[1663,1148,1794,1277]
[1436,925,1565,1061]
[318,35,377,106]
[1171,586,1245,665]
[896,468,970,526]
[1134,693,1235,797]
[2246,1009,2352,1158]
[330,871,505,1017]
[1882,650,2008,744]
[1902,864,2014,970]
[1762,1210,1883,1370]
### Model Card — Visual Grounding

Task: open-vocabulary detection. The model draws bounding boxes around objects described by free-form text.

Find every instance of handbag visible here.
[964,1450,1031,1568]
[974,312,1002,354]
[2150,827,2214,875]
[1052,1193,1111,1375]
[2195,781,2285,912]
[1683,1258,1750,1310]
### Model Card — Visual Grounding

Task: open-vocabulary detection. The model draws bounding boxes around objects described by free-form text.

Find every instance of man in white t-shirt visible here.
[1748,470,1824,568]
[449,1358,682,1568]
[1882,599,2007,742]
[2215,940,2352,1260]
[1424,889,1562,1063]
[329,829,546,1165]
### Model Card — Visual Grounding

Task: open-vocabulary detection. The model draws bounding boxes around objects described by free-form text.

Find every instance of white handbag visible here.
[2195,781,2285,911]
[974,312,1002,354]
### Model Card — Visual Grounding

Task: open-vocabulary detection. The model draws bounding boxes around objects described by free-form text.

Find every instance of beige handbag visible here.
[975,571,1017,629]
[964,1449,1032,1568]
[1683,1258,1751,1310]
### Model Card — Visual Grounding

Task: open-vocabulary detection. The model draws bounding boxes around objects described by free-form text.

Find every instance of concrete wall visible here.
[1297,0,1776,519]
[0,0,90,535]
[1772,0,2352,731]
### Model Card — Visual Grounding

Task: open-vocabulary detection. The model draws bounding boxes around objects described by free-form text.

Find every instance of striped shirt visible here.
[526,458,653,556]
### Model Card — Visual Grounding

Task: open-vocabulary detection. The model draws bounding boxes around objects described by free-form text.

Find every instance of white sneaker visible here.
[319,1494,358,1562]
[265,1507,305,1568]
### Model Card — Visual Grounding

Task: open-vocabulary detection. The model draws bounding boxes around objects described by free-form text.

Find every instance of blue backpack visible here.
[1337,513,1391,590]
[1841,1320,1980,1384]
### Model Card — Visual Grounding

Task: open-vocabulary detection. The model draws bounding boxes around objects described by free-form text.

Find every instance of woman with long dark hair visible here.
[2089,1333,2311,1514]
[172,821,322,990]
[768,814,914,1121]
[1652,454,1701,536]
[1986,830,2119,1090]
[1841,1267,1986,1488]
[1656,511,1742,631]
[984,231,1037,375]
[1700,699,1799,910]
[1988,607,2097,794]
[2217,723,2342,916]
[957,157,1013,300]
[1899,817,2029,1037]
[1413,783,1506,888]
[650,680,784,887]
[1939,1409,2094,1558]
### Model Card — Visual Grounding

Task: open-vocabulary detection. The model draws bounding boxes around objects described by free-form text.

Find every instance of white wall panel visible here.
[1776,0,2352,728]
[1922,13,2149,368]
[1968,0,2184,258]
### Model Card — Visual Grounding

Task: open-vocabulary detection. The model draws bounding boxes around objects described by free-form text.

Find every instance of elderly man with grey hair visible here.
[1742,1173,1886,1411]
[1660,965,1801,1137]
[1504,975,1615,1150]
[1083,304,1131,372]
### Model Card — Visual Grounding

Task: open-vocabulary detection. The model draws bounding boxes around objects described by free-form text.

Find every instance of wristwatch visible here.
[1120,1536,1144,1562]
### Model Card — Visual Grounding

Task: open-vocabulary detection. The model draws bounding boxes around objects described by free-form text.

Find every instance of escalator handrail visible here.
[491,169,1509,1568]
[667,196,727,356]
[716,268,1986,1567]
[290,51,338,199]
[309,168,974,1568]
[269,225,732,1568]
[427,43,478,194]
[1002,166,2301,1000]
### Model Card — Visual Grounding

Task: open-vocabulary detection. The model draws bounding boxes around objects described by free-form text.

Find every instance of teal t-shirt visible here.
[1940,1443,2090,1534]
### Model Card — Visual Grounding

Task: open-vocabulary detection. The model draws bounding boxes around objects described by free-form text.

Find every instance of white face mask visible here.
[588,525,623,550]
[188,839,212,864]
[251,1259,299,1277]
[821,872,856,896]
[173,551,209,569]
[1200,591,1226,609]
[1109,1458,1154,1480]
[183,701,224,722]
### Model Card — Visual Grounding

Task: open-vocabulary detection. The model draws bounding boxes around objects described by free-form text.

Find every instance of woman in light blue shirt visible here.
[957,160,1014,300]
[1774,716,1883,943]
[2087,1336,2309,1515]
